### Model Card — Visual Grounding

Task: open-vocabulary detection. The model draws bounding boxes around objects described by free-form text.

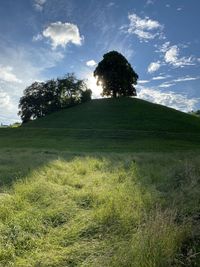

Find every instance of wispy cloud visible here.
[126,13,163,41]
[173,76,200,82]
[164,45,194,67]
[152,76,169,80]
[0,66,22,83]
[0,89,17,124]
[146,0,155,5]
[137,85,199,112]
[138,80,150,84]
[0,90,14,110]
[107,2,115,8]
[156,42,195,68]
[33,34,43,42]
[158,82,175,88]
[34,0,46,11]
[147,61,161,73]
[43,22,83,49]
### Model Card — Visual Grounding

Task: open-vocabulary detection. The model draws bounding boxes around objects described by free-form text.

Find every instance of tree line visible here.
[19,51,139,123]
[19,74,92,123]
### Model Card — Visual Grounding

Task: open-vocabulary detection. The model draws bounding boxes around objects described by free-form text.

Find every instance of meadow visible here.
[0,98,200,266]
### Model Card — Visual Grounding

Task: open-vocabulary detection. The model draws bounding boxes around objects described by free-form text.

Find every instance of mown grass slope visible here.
[23,97,200,132]
[0,97,200,152]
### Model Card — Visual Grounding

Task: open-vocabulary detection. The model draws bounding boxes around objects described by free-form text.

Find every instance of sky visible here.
[0,0,200,124]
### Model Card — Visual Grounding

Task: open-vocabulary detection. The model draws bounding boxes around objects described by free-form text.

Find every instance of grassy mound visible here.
[23,98,200,132]
[0,98,200,152]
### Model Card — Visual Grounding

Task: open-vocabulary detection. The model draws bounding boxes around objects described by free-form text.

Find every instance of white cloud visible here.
[173,76,200,82]
[137,85,199,112]
[0,89,18,124]
[127,13,163,41]
[164,45,195,67]
[43,22,83,49]
[152,76,168,80]
[0,66,22,84]
[138,80,150,84]
[158,82,175,88]
[34,0,46,11]
[86,60,97,67]
[0,90,12,109]
[147,61,161,73]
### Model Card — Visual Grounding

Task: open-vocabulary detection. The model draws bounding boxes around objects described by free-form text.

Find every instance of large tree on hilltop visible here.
[94,51,138,98]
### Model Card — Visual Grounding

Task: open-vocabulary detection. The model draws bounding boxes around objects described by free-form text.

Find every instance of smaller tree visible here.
[18,82,46,123]
[18,74,92,123]
[94,51,138,98]
[81,89,92,103]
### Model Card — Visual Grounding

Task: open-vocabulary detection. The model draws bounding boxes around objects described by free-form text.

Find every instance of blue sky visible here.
[0,0,200,123]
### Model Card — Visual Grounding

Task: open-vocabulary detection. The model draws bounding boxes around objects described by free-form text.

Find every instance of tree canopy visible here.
[18,73,92,123]
[94,51,138,98]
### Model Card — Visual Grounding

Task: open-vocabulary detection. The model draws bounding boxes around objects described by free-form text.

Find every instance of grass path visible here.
[0,150,200,266]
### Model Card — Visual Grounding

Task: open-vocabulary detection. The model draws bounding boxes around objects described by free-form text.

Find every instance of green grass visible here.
[0,98,200,266]
[0,98,200,152]
[22,98,200,132]
[0,150,200,266]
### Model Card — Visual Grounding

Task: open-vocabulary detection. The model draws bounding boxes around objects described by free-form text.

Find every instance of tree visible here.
[94,51,138,98]
[18,74,92,123]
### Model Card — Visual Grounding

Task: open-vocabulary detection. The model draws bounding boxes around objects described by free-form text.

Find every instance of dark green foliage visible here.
[94,51,138,98]
[81,89,92,103]
[18,74,92,123]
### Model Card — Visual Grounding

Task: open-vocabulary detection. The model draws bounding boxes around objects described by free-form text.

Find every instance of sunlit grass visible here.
[0,150,200,266]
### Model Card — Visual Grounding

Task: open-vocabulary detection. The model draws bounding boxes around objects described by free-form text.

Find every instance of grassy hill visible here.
[0,97,200,152]
[0,97,200,266]
[24,97,200,132]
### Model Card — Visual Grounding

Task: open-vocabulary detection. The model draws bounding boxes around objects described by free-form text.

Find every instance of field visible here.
[0,98,200,266]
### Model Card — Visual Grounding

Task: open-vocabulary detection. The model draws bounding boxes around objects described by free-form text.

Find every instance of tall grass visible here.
[0,151,200,266]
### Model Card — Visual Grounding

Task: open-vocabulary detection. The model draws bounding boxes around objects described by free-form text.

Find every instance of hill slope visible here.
[23,97,200,132]
[0,97,200,152]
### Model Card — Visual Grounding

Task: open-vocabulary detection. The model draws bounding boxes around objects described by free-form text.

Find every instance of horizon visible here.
[0,0,200,124]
